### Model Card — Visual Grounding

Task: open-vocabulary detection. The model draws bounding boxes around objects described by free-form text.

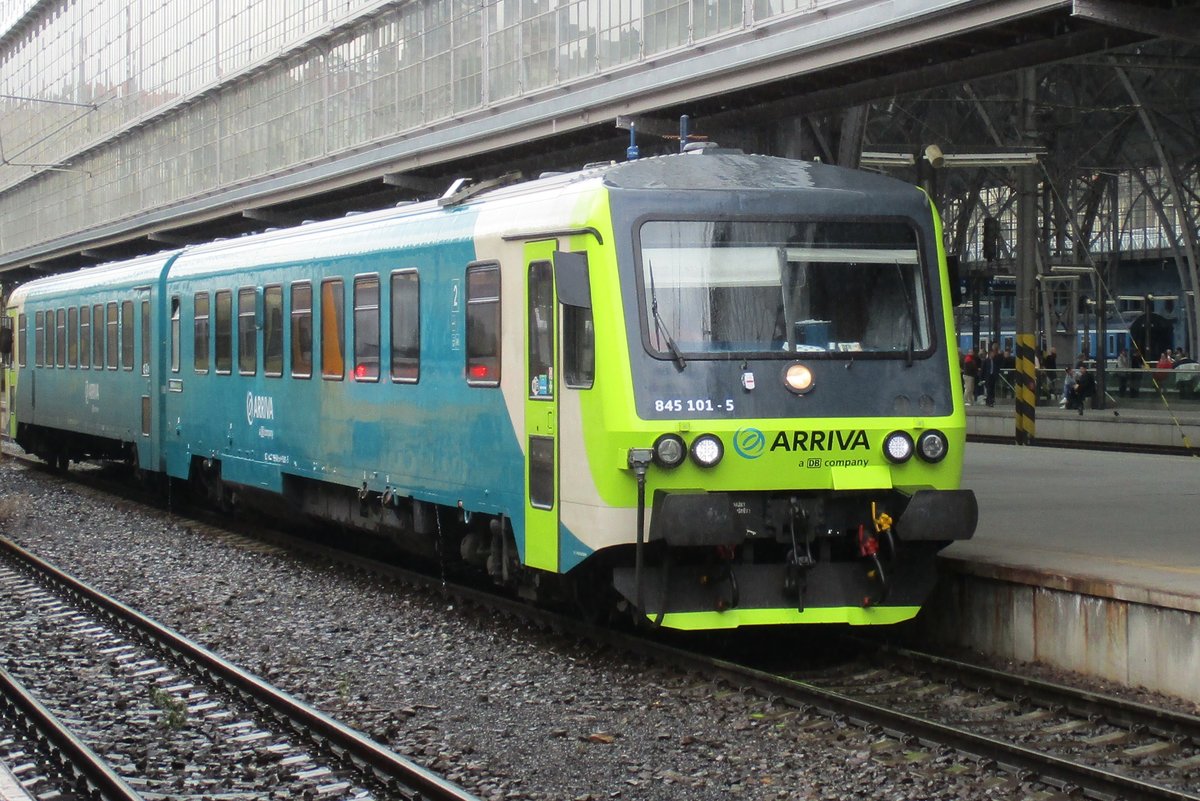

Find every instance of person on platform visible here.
[1129,347,1144,398]
[1154,350,1174,387]
[1116,348,1130,397]
[1071,365,1096,414]
[1060,366,1075,408]
[962,349,978,405]
[1043,347,1059,399]
[983,343,1001,407]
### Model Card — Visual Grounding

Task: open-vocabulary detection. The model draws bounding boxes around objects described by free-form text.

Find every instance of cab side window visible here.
[106,303,118,370]
[353,276,380,382]
[237,287,256,375]
[290,282,313,378]
[465,263,500,386]
[194,292,210,373]
[264,285,283,377]
[321,278,345,380]
[79,306,91,369]
[121,300,134,370]
[390,270,420,383]
[215,290,232,374]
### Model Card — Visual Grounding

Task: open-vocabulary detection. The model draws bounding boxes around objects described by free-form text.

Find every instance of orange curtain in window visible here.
[321,280,344,378]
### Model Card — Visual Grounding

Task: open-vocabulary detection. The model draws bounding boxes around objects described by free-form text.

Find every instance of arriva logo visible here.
[732,426,766,459]
[246,392,275,425]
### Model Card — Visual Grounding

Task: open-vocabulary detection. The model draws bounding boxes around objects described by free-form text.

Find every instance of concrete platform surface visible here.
[926,442,1200,700]
[967,402,1200,453]
[946,442,1200,609]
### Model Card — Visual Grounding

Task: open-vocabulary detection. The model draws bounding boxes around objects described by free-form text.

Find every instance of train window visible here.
[46,311,56,368]
[320,278,345,381]
[390,270,420,383]
[215,290,232,374]
[106,303,118,370]
[140,301,150,375]
[637,220,929,359]
[264,285,283,377]
[290,282,312,378]
[352,276,380,382]
[466,262,500,386]
[194,292,210,373]
[170,297,180,373]
[34,311,43,367]
[563,304,595,389]
[237,287,256,376]
[528,261,554,399]
[92,305,104,368]
[56,308,66,368]
[528,435,554,510]
[121,300,134,370]
[79,307,90,369]
[17,313,26,367]
[67,307,78,368]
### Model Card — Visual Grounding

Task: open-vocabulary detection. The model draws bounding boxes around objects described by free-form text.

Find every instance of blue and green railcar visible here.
[6,151,976,630]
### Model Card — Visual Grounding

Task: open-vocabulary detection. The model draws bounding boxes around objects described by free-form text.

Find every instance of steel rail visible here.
[0,535,481,801]
[664,648,1200,801]
[0,663,146,801]
[8,454,1198,801]
[870,642,1200,742]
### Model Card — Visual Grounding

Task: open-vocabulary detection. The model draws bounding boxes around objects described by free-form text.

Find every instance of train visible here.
[956,329,1133,363]
[2,149,977,630]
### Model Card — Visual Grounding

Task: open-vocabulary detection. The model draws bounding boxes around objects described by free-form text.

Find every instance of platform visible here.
[967,398,1200,454]
[919,442,1200,702]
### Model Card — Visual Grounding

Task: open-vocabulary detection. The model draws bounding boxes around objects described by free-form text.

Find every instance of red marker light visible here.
[354,363,368,379]
[469,364,491,379]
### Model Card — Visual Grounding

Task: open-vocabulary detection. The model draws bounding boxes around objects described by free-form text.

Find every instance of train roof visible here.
[11,152,929,298]
[605,151,911,193]
[11,251,180,303]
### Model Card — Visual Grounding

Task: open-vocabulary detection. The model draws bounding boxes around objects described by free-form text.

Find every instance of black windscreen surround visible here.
[603,153,954,421]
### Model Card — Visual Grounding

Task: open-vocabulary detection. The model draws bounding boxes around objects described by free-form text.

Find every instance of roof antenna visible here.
[626,121,639,161]
[679,115,689,153]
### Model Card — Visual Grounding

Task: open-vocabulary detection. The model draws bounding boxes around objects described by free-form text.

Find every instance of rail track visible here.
[0,534,480,801]
[1,662,143,801]
[6,450,1200,800]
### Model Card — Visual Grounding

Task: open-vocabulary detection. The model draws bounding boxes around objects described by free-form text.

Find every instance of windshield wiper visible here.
[896,262,916,367]
[647,259,686,370]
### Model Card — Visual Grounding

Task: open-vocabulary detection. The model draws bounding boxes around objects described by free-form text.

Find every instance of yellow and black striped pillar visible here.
[1014,333,1037,444]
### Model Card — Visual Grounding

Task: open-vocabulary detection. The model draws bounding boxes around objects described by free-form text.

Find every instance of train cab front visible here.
[612,454,979,629]
[602,161,977,629]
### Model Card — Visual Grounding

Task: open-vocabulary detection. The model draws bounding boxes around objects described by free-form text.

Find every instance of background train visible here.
[3,149,977,630]
[957,329,1134,363]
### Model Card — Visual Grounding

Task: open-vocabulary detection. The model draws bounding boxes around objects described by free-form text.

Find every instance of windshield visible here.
[638,219,931,359]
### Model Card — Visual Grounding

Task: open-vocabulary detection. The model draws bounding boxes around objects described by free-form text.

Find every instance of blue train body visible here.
[7,153,978,629]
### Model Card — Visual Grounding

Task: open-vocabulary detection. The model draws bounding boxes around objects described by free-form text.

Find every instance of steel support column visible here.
[1015,70,1040,444]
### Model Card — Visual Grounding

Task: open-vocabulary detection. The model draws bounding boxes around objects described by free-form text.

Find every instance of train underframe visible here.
[14,425,976,625]
[609,487,978,622]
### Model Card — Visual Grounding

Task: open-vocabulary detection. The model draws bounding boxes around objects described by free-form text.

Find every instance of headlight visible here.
[783,362,814,394]
[689,434,724,468]
[883,431,914,464]
[653,433,686,468]
[916,430,948,463]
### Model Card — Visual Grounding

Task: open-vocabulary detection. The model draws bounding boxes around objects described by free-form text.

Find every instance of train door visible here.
[137,290,154,471]
[1,312,12,438]
[522,240,559,572]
